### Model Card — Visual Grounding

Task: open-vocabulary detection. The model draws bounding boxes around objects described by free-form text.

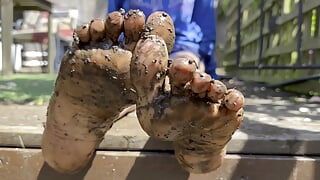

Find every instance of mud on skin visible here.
[132,52,244,173]
[42,9,245,174]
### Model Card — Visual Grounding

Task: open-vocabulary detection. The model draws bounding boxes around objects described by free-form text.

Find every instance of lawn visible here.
[0,74,56,105]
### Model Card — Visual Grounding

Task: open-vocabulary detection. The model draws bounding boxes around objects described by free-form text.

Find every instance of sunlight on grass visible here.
[0,74,56,104]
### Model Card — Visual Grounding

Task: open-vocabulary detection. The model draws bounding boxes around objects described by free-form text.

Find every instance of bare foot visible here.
[42,9,137,173]
[42,9,176,174]
[131,35,244,174]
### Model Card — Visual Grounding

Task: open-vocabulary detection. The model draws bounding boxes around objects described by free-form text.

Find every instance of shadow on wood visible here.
[230,120,320,180]
[37,153,95,180]
[126,137,190,180]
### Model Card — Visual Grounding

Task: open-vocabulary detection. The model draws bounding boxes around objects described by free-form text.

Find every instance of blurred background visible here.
[0,0,319,104]
[0,0,108,104]
[0,0,319,179]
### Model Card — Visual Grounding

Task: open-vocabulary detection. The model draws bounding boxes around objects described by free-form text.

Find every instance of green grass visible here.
[0,74,56,105]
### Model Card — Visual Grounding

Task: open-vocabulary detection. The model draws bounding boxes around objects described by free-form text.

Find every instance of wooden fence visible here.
[222,0,320,94]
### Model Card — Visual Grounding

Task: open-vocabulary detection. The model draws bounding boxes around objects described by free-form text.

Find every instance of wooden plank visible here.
[226,0,256,29]
[1,0,14,75]
[241,0,274,30]
[243,28,270,47]
[277,0,320,25]
[225,1,238,17]
[234,0,274,54]
[0,148,319,180]
[263,42,296,57]
[223,0,320,79]
[318,6,320,38]
[226,9,239,29]
[225,28,269,55]
[227,0,274,30]
[0,109,320,155]
[262,37,320,58]
[301,37,320,50]
[223,60,237,66]
[225,45,237,55]
[242,31,260,46]
[240,53,259,64]
[242,9,261,30]
[241,0,255,11]
[303,11,312,39]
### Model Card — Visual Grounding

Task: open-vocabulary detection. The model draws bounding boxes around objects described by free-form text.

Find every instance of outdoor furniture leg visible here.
[47,12,55,74]
[1,0,14,75]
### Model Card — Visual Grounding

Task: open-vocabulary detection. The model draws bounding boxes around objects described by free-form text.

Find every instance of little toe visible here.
[89,19,106,42]
[223,89,245,111]
[74,23,90,43]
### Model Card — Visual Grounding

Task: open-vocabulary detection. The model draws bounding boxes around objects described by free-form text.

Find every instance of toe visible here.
[74,19,109,48]
[207,80,227,102]
[89,19,106,42]
[168,56,228,102]
[168,57,197,87]
[188,71,211,94]
[74,24,90,43]
[124,9,146,51]
[144,11,175,52]
[130,35,168,100]
[105,9,125,43]
[223,89,245,111]
[74,10,126,48]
